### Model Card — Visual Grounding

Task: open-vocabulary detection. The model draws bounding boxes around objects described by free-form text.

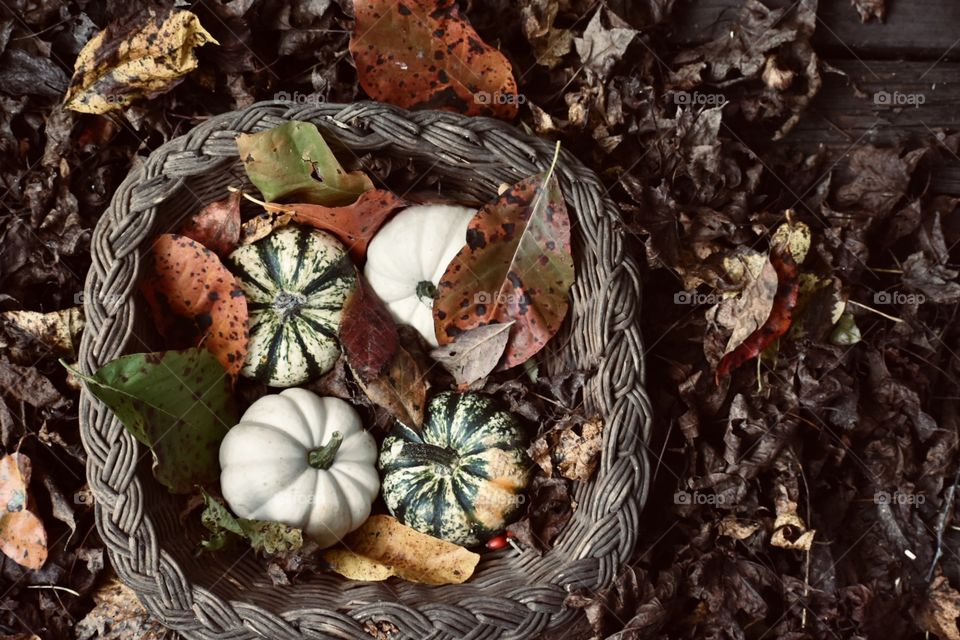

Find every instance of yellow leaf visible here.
[771,218,811,264]
[64,9,218,114]
[322,515,479,585]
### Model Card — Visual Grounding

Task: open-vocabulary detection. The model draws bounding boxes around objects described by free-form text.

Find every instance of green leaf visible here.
[830,311,862,346]
[199,490,303,554]
[64,349,235,493]
[236,121,374,206]
[239,519,303,554]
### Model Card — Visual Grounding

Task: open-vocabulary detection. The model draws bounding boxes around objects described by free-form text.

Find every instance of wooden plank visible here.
[757,60,960,194]
[670,0,960,60]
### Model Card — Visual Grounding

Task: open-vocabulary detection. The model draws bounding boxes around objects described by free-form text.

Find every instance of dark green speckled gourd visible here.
[378,391,531,546]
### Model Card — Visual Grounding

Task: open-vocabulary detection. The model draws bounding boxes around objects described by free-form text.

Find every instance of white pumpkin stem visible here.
[308,431,343,469]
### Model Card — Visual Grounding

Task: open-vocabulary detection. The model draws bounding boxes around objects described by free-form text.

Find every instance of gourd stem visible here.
[308,431,343,469]
[416,280,438,301]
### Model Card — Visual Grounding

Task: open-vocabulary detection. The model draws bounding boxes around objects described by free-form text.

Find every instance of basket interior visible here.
[119,131,607,619]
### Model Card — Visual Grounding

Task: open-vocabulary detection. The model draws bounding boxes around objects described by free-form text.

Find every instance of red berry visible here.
[485,535,508,550]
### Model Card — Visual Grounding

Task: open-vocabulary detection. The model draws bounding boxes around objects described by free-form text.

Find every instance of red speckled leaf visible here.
[140,234,249,379]
[179,190,242,256]
[254,190,407,262]
[433,165,574,369]
[340,272,399,383]
[0,453,47,570]
[350,0,519,119]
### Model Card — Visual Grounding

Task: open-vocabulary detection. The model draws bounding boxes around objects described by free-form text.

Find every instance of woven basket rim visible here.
[77,100,652,640]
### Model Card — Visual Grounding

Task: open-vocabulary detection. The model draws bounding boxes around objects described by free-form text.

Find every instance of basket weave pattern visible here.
[78,101,653,639]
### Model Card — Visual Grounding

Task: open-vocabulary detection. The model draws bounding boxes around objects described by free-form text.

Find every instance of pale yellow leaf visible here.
[322,515,479,585]
[64,10,218,114]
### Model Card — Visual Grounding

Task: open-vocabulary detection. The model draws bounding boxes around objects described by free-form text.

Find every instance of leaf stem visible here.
[847,299,904,323]
[308,431,343,469]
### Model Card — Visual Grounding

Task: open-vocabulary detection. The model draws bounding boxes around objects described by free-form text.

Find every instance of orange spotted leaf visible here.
[433,160,574,369]
[256,190,407,263]
[350,0,519,119]
[140,234,248,379]
[0,453,48,570]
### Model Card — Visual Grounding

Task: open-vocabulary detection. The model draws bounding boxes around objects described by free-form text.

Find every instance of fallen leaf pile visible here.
[1,0,958,636]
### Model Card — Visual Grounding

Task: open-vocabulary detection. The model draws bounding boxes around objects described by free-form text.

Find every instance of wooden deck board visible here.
[668,1,960,194]
[671,0,960,59]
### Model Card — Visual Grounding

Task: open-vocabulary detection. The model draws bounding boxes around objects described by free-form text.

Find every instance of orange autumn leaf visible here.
[350,0,519,119]
[0,453,48,570]
[140,234,248,379]
[433,161,574,370]
[252,190,407,262]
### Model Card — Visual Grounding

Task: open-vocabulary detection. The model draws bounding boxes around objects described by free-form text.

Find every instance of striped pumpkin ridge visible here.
[228,224,355,387]
[378,392,531,546]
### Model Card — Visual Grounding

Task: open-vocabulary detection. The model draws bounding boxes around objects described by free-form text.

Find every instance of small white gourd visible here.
[219,388,379,548]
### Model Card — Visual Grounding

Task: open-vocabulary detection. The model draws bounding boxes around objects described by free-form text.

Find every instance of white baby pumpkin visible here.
[219,388,379,548]
[364,204,475,347]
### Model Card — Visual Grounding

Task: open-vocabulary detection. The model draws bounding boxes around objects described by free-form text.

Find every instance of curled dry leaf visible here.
[507,475,572,552]
[66,348,235,494]
[715,245,800,383]
[199,491,303,554]
[434,154,574,370]
[323,515,479,585]
[0,307,84,358]
[350,0,519,119]
[339,273,399,383]
[247,189,407,262]
[770,500,815,551]
[340,275,427,428]
[140,234,248,380]
[430,322,513,387]
[353,343,428,429]
[179,191,242,256]
[236,121,373,206]
[0,453,48,570]
[554,417,604,482]
[75,576,171,640]
[63,9,218,114]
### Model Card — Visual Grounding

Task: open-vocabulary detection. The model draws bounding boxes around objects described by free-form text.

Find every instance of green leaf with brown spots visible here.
[433,149,574,369]
[63,9,218,114]
[350,0,519,119]
[236,121,374,206]
[199,490,303,554]
[64,349,236,494]
[140,234,249,380]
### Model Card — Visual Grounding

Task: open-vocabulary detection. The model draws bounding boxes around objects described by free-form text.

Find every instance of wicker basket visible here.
[78,100,652,639]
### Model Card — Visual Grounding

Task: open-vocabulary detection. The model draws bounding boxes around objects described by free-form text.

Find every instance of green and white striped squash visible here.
[378,392,531,546]
[228,224,355,387]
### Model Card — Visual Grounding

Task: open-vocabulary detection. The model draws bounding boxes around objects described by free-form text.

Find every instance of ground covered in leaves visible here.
[1,0,959,638]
